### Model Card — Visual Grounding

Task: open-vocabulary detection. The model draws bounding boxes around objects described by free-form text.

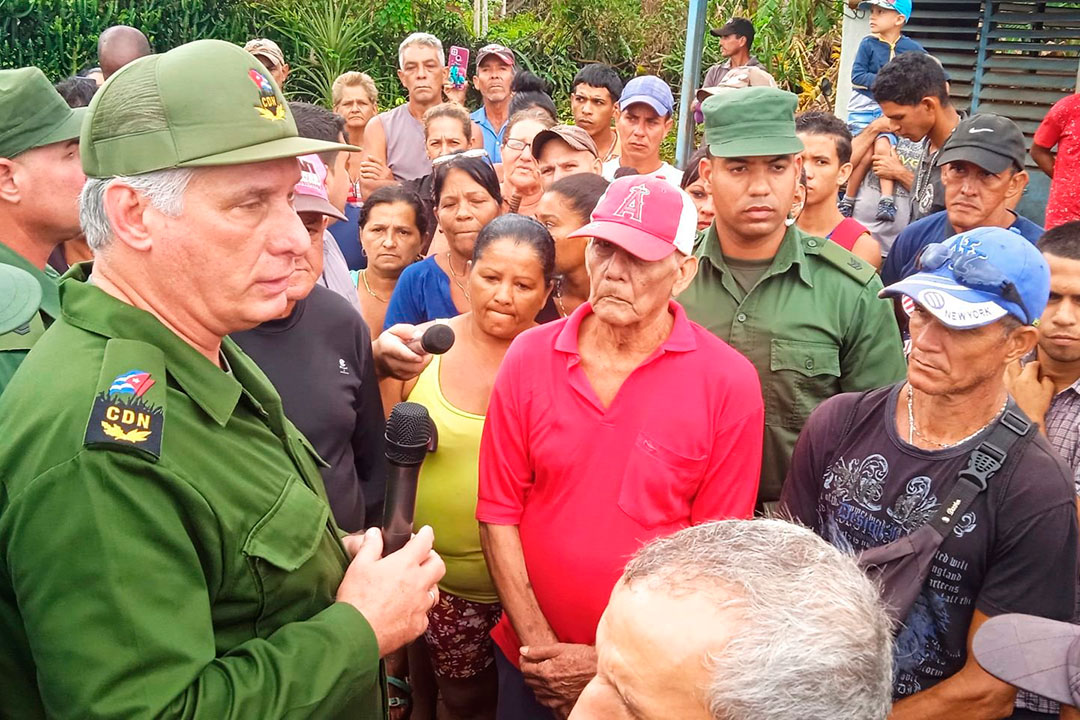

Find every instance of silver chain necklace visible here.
[906,384,1007,449]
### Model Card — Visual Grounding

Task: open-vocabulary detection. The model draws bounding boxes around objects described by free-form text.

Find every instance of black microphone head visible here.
[420,323,455,355]
[386,402,433,465]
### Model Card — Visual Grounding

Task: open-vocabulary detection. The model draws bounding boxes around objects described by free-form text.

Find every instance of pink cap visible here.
[568,175,697,261]
[295,154,346,221]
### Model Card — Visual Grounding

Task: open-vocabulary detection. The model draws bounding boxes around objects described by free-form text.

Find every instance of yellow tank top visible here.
[409,353,497,603]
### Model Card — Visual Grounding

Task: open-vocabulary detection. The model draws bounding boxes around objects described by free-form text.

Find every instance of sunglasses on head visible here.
[431,148,492,168]
[916,242,1032,324]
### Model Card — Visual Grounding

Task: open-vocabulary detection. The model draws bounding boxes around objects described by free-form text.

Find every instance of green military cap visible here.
[702,86,805,158]
[0,265,42,335]
[81,39,356,178]
[0,67,87,159]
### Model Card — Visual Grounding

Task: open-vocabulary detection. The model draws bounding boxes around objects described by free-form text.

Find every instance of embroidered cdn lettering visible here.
[104,405,153,430]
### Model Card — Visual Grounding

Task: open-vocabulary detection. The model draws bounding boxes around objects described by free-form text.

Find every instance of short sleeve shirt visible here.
[477,300,764,663]
[383,255,459,330]
[781,385,1078,699]
[1035,94,1080,229]
[881,210,1044,287]
[680,224,907,505]
[471,106,506,164]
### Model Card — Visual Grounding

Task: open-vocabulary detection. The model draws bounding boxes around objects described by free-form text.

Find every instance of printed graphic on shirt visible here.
[338,358,350,375]
[819,450,979,697]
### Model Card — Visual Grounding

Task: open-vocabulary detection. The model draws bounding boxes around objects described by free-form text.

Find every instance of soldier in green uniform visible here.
[680,87,906,510]
[0,40,444,719]
[0,67,88,392]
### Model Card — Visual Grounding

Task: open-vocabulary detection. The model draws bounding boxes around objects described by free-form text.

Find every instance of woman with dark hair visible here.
[382,214,555,720]
[535,172,610,318]
[508,71,557,123]
[680,146,716,232]
[353,184,427,333]
[500,108,555,218]
[384,154,503,329]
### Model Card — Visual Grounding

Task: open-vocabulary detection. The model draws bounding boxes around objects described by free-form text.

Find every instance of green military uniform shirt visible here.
[681,224,906,505]
[0,266,386,719]
[0,243,59,393]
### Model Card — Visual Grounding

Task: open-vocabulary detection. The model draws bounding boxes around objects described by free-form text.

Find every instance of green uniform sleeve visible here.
[4,451,382,720]
[838,275,907,392]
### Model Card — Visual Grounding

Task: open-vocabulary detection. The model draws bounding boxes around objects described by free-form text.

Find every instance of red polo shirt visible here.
[476,300,763,664]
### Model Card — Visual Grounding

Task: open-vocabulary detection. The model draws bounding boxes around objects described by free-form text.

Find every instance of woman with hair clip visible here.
[381,215,556,720]
[384,153,503,329]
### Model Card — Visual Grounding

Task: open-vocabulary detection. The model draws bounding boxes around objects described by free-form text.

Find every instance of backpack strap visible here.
[928,402,1033,537]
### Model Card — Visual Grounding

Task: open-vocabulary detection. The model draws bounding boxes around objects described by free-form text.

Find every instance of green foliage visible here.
[2,0,842,123]
[0,0,254,78]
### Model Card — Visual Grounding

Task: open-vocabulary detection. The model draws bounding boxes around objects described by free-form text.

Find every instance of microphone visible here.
[381,402,436,555]
[405,323,455,355]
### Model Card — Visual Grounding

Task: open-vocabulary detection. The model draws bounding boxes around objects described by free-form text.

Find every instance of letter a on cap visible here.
[612,183,650,223]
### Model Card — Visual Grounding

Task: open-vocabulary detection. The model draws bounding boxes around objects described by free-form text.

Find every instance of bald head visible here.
[98,26,152,79]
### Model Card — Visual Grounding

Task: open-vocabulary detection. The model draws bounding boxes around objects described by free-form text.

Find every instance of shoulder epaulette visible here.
[0,312,46,352]
[816,239,878,286]
[83,338,166,462]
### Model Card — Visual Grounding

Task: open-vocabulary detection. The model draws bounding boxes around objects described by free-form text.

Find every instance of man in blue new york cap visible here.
[783,226,1078,714]
[603,75,683,188]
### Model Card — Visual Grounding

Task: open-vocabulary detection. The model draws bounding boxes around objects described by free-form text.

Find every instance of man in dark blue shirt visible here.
[883,113,1038,286]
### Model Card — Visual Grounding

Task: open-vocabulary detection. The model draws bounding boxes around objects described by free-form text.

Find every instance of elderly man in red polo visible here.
[477,175,764,720]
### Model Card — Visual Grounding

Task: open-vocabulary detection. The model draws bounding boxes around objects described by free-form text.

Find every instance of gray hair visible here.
[398,32,444,70]
[79,168,195,251]
[623,519,894,720]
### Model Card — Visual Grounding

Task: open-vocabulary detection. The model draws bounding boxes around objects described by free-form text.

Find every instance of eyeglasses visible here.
[431,148,492,167]
[503,138,533,152]
[916,242,1032,324]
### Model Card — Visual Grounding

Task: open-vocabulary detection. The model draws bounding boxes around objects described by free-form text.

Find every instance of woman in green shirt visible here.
[381,214,554,719]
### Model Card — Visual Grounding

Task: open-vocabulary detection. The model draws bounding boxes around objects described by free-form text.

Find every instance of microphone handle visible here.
[382,460,421,556]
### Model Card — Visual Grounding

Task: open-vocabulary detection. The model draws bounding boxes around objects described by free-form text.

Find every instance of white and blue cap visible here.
[619,75,674,117]
[880,226,1050,329]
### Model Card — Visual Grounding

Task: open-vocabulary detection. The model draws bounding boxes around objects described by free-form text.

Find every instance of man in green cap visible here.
[0,39,444,719]
[680,86,906,512]
[0,67,87,393]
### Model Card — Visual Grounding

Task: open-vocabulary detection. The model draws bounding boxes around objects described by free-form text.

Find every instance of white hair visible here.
[79,168,195,251]
[398,32,444,70]
[623,519,894,720]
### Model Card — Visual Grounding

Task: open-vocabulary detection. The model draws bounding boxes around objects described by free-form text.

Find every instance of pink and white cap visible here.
[567,175,697,261]
[294,154,346,221]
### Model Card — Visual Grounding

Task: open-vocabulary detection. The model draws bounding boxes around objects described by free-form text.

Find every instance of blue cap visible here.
[859,0,912,19]
[619,75,674,117]
[880,227,1050,329]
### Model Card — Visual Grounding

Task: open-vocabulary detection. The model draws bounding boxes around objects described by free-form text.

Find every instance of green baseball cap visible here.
[702,86,805,158]
[0,67,87,159]
[81,39,356,178]
[0,264,42,335]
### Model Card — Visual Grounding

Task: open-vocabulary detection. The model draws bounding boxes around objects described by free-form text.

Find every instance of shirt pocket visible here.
[767,339,842,428]
[618,432,708,529]
[243,475,331,633]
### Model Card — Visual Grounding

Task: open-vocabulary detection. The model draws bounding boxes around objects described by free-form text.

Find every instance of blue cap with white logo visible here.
[880,227,1050,329]
[619,75,674,117]
[859,0,913,20]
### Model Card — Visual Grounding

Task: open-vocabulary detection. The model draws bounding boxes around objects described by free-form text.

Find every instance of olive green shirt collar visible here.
[0,242,60,318]
[60,263,243,426]
[698,222,816,289]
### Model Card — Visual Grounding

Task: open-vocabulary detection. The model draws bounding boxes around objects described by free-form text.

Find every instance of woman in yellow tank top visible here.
[381,214,555,720]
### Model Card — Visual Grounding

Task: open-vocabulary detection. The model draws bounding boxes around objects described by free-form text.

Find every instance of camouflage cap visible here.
[80,39,356,178]
[0,67,87,159]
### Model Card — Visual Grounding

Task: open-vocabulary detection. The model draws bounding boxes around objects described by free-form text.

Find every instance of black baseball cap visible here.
[937,113,1027,174]
[711,17,755,41]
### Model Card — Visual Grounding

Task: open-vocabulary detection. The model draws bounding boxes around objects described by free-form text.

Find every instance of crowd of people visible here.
[4,2,1080,718]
